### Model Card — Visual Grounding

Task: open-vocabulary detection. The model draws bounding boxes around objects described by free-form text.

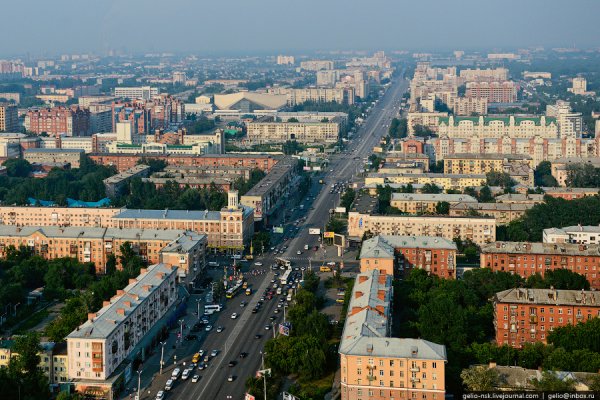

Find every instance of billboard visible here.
[308,228,321,235]
[273,226,284,234]
[279,322,291,336]
[245,394,256,400]
[323,231,335,238]
[335,207,347,213]
[333,233,345,247]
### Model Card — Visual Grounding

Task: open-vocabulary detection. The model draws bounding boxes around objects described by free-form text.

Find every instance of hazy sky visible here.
[2,0,600,56]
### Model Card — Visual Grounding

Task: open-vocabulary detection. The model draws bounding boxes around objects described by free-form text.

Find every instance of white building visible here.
[114,86,158,101]
[543,225,600,245]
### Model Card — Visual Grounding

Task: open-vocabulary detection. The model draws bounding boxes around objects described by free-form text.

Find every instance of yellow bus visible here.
[320,266,332,272]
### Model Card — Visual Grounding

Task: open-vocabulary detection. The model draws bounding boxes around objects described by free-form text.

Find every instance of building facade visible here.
[465,81,518,103]
[390,193,477,214]
[365,173,487,191]
[480,241,600,289]
[26,106,91,137]
[340,270,447,400]
[348,213,496,246]
[0,103,19,132]
[246,121,340,144]
[360,235,457,279]
[493,288,600,348]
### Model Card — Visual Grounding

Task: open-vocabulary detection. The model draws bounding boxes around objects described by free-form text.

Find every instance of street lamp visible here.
[258,352,270,400]
[159,342,166,374]
[136,369,142,400]
[196,299,201,321]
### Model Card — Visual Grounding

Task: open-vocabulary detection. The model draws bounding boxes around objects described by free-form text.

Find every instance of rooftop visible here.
[242,156,296,197]
[391,193,478,203]
[24,148,84,154]
[445,153,532,161]
[104,164,151,185]
[360,235,457,259]
[481,241,600,256]
[114,208,222,221]
[451,202,534,212]
[67,263,176,340]
[494,288,600,307]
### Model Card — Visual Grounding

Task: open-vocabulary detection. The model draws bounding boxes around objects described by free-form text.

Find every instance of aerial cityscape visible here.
[1,1,600,400]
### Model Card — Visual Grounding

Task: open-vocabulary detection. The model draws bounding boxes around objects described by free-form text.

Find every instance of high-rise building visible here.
[568,77,595,96]
[276,55,295,65]
[114,86,158,101]
[26,106,91,137]
[172,71,186,85]
[0,103,19,132]
[465,81,518,103]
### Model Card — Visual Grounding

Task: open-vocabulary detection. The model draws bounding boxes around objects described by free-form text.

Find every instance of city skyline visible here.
[2,0,600,56]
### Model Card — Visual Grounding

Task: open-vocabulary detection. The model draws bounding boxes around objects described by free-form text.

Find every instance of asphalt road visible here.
[141,74,408,400]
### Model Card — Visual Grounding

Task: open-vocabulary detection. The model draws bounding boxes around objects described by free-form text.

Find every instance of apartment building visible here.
[465,81,518,103]
[437,115,558,139]
[493,288,600,348]
[365,172,486,191]
[348,212,495,246]
[390,193,477,214]
[299,60,334,71]
[550,157,600,187]
[480,241,600,289]
[26,106,91,137]
[0,225,206,281]
[24,148,85,168]
[568,77,595,96]
[407,112,448,134]
[246,120,340,144]
[111,101,152,134]
[103,164,152,197]
[443,153,533,185]
[452,97,488,116]
[89,153,279,173]
[430,135,600,166]
[459,68,509,82]
[543,225,600,245]
[340,270,447,400]
[276,55,295,65]
[360,235,457,278]
[449,202,534,225]
[67,264,177,398]
[0,192,254,251]
[0,103,19,132]
[286,87,353,105]
[114,86,158,101]
[240,157,298,221]
[495,193,545,205]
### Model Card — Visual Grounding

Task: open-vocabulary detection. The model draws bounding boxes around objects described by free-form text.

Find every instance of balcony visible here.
[410,377,420,383]
[410,367,420,372]
[529,315,538,324]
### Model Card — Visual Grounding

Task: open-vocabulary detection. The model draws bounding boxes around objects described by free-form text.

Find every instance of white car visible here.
[211,349,218,357]
[217,326,224,333]
[296,250,302,255]
[181,368,191,380]
[254,262,263,266]
[205,325,213,332]
[192,375,200,383]
[156,391,165,400]
[231,312,238,319]
[165,379,174,391]
[171,368,181,380]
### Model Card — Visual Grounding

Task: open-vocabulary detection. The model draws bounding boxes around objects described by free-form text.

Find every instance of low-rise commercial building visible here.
[493,288,600,348]
[390,193,477,214]
[480,241,600,289]
[67,263,177,398]
[360,235,457,278]
[340,270,447,400]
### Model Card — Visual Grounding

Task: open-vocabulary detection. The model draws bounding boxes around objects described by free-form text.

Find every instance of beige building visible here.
[24,148,85,168]
[299,60,334,71]
[443,153,533,185]
[286,87,353,105]
[340,269,447,400]
[0,103,19,132]
[365,172,487,191]
[449,202,534,225]
[246,120,340,144]
[459,68,509,82]
[551,157,600,187]
[348,212,496,246]
[438,115,558,139]
[0,192,254,251]
[276,55,295,65]
[390,193,477,214]
[407,112,448,134]
[67,264,177,396]
[568,77,595,96]
[452,97,488,116]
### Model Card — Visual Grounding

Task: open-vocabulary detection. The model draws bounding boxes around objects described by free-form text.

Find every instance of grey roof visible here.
[560,225,600,234]
[451,202,534,212]
[494,288,600,307]
[0,225,107,239]
[24,148,84,154]
[242,156,296,197]
[489,365,599,391]
[360,235,457,260]
[114,209,222,221]
[161,232,207,253]
[391,193,478,203]
[481,241,600,256]
[369,172,486,179]
[103,164,151,184]
[495,193,544,203]
[445,153,532,161]
[339,270,447,360]
[104,228,185,241]
[67,263,176,340]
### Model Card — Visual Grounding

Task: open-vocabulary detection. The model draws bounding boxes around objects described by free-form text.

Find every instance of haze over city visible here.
[2,0,600,55]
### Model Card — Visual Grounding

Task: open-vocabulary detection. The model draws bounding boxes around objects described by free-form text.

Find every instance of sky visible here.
[2,0,600,57]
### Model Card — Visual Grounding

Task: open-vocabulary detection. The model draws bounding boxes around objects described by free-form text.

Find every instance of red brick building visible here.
[26,106,90,137]
[493,288,600,348]
[465,81,518,103]
[89,153,280,173]
[480,241,600,289]
[111,101,152,134]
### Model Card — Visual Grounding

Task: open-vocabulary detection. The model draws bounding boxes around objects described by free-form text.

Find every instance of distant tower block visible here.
[228,190,239,209]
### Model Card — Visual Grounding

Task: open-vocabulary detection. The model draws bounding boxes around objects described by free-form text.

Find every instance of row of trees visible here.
[395,268,591,393]
[388,118,408,139]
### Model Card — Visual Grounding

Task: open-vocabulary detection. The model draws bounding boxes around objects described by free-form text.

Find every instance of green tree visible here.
[534,161,558,187]
[486,171,516,188]
[479,185,494,202]
[435,201,450,214]
[326,217,347,234]
[421,183,442,194]
[340,188,356,210]
[460,365,499,391]
[531,371,576,391]
[2,159,32,178]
